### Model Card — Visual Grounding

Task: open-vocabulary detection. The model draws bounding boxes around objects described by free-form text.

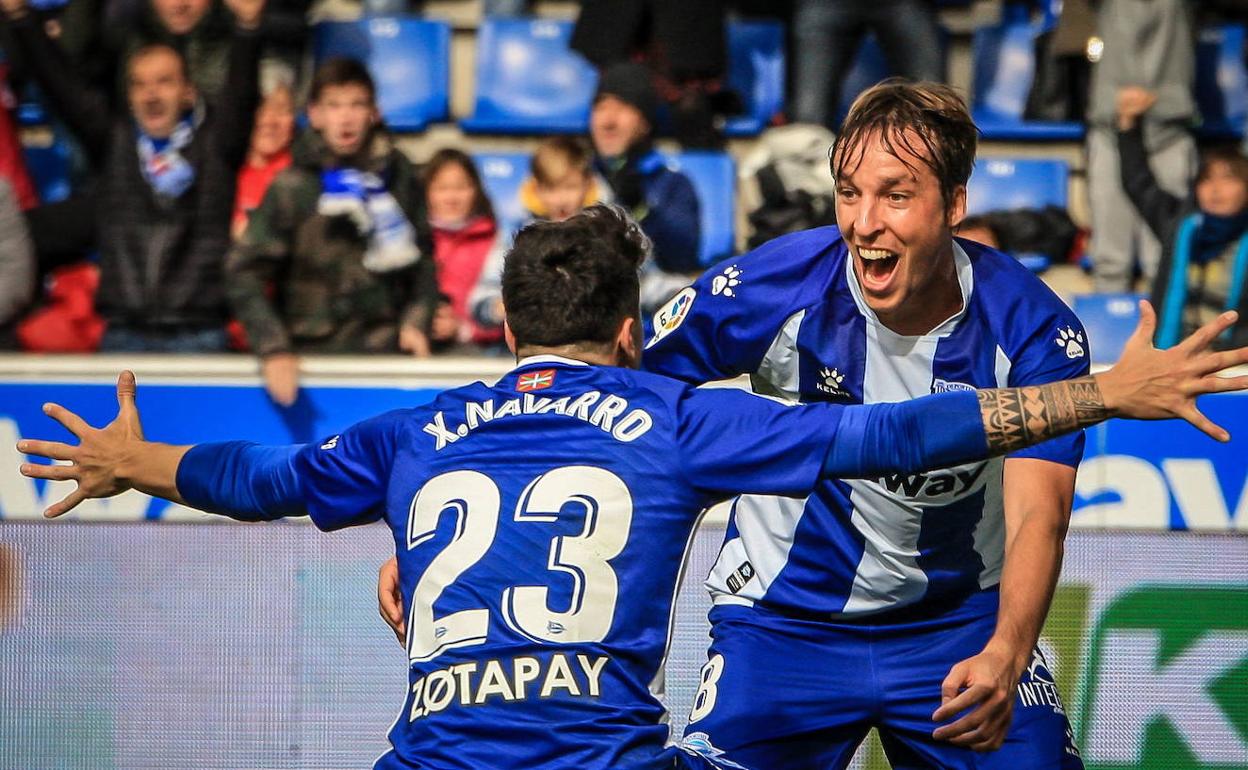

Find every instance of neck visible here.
[516,344,619,367]
[873,242,964,336]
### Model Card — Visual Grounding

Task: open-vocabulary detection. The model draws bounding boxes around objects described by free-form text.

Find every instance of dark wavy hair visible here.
[502,204,650,348]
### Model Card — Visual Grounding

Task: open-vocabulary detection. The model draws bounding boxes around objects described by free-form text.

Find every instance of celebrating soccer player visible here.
[19,205,1248,770]
[637,80,1236,768]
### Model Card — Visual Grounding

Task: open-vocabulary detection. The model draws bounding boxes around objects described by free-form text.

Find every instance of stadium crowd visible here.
[0,0,1245,402]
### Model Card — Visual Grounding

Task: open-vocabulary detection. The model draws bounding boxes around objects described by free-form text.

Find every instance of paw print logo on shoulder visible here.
[816,367,846,397]
[711,264,742,297]
[1055,326,1086,359]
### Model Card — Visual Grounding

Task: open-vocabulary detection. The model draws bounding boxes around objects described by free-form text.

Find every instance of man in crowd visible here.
[590,62,702,312]
[227,58,438,407]
[641,80,1098,767]
[22,204,1248,770]
[0,0,264,352]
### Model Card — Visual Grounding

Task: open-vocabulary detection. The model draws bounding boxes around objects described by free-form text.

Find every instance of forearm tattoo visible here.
[978,376,1109,453]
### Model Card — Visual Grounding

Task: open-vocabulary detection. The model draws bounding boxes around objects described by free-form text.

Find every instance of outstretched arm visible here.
[829,302,1248,480]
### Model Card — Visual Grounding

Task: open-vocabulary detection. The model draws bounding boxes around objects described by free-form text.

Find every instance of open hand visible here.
[1097,302,1248,440]
[17,371,145,518]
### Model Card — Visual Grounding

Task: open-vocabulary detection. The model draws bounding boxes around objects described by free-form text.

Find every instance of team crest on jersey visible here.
[517,369,556,392]
[711,264,742,297]
[646,287,696,349]
[816,367,847,397]
[932,378,975,394]
[1055,326,1086,359]
[680,733,749,770]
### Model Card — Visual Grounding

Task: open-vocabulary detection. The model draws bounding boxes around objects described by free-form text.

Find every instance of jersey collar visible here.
[513,354,592,370]
[843,239,975,340]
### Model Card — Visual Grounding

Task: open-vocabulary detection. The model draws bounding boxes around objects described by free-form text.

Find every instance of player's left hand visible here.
[931,646,1019,752]
[17,370,145,518]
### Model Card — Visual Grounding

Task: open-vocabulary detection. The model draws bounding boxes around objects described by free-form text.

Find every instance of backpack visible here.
[740,124,839,249]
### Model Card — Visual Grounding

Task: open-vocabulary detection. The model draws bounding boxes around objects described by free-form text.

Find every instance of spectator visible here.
[470,136,602,335]
[0,0,264,352]
[227,58,438,407]
[0,179,35,348]
[791,0,944,130]
[1117,86,1248,350]
[590,62,701,313]
[422,148,503,349]
[0,65,37,210]
[1086,0,1197,292]
[232,80,295,239]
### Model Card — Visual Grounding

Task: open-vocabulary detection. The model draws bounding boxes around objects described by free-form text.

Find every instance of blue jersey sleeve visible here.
[288,409,406,531]
[642,228,842,384]
[673,387,843,500]
[1005,310,1091,467]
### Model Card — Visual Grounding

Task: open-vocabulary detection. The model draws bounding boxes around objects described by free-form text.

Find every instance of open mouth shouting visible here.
[855,246,901,294]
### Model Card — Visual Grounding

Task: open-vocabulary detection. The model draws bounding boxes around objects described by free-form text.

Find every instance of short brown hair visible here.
[831,79,978,209]
[309,57,376,104]
[531,137,592,186]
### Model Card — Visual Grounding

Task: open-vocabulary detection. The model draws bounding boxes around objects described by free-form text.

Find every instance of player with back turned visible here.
[19,205,1248,770]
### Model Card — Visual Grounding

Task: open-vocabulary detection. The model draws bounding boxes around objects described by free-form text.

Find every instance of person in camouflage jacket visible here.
[226,58,438,406]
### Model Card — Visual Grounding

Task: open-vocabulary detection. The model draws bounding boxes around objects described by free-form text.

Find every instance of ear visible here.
[307,103,323,131]
[183,82,198,108]
[947,184,968,229]
[504,319,517,356]
[615,315,641,369]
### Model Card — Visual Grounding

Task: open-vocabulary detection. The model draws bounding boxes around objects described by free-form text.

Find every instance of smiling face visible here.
[834,128,966,334]
[127,47,195,138]
[590,96,649,159]
[308,83,377,158]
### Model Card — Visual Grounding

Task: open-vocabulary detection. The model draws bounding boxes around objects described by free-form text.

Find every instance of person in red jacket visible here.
[422,148,502,349]
[231,81,295,239]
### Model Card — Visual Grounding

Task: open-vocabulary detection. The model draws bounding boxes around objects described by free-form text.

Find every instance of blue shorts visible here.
[680,591,1084,770]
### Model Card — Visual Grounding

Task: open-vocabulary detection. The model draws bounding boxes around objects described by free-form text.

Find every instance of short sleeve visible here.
[1006,312,1091,467]
[289,410,406,531]
[674,386,845,501]
[642,228,843,384]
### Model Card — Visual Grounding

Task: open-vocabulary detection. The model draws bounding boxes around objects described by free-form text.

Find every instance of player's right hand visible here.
[378,556,406,648]
[16,370,145,517]
[1096,302,1248,440]
[262,353,300,407]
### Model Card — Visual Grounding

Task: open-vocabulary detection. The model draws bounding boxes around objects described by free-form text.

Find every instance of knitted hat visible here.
[593,62,658,126]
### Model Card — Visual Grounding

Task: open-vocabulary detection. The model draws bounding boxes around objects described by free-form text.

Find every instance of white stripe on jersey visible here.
[752,309,805,402]
[707,494,809,606]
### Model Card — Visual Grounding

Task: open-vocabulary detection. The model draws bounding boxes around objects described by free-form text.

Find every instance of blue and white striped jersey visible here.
[643,226,1090,618]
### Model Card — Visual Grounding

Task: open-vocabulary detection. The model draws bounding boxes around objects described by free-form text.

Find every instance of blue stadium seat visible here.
[1195,24,1247,141]
[1073,293,1142,361]
[313,16,450,132]
[473,150,734,267]
[971,4,1083,141]
[462,19,597,135]
[966,157,1068,215]
[472,152,531,234]
[21,130,72,204]
[837,34,890,123]
[665,151,735,266]
[724,20,786,137]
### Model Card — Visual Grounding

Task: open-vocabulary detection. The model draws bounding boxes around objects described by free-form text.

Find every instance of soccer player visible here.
[641,80,1203,768]
[20,206,1248,770]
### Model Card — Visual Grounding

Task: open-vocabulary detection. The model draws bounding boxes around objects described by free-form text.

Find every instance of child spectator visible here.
[1118,86,1248,349]
[470,137,601,334]
[1,0,263,352]
[423,148,503,349]
[232,80,295,239]
[227,58,437,407]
